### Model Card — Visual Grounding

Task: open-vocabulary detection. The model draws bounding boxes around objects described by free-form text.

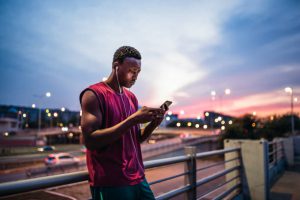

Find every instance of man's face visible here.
[117,57,141,88]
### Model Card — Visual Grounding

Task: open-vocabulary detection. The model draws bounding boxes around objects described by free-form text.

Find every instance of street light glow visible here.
[32,104,36,108]
[195,124,200,128]
[284,87,292,94]
[180,110,185,115]
[228,120,233,125]
[46,92,51,97]
[225,88,231,95]
[205,112,209,117]
[61,107,66,112]
[176,122,181,127]
[187,122,192,127]
[253,111,257,116]
[22,113,27,118]
[53,112,58,117]
[197,116,201,120]
[166,116,171,121]
[294,97,298,102]
[168,111,173,115]
[221,126,225,130]
[203,124,208,129]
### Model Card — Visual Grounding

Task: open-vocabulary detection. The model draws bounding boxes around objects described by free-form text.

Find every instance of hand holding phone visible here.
[160,100,172,111]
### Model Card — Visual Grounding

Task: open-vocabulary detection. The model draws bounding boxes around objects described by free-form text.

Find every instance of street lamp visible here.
[210,89,231,113]
[34,92,51,137]
[285,87,295,135]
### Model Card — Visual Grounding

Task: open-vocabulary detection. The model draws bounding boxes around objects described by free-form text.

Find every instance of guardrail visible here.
[0,147,242,199]
[268,139,286,187]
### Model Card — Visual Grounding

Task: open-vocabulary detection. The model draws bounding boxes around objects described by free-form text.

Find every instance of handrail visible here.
[196,147,240,159]
[0,147,242,198]
[0,171,89,196]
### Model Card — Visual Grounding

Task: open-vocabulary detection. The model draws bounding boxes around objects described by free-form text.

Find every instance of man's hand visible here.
[130,106,164,124]
[138,106,167,143]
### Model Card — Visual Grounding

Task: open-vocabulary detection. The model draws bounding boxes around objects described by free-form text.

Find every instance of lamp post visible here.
[211,88,231,113]
[285,87,294,135]
[33,92,51,138]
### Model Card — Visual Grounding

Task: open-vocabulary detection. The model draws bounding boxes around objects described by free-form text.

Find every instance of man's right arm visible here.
[80,90,163,151]
[80,90,137,150]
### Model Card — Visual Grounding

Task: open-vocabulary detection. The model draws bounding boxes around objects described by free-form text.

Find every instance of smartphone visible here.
[160,100,172,111]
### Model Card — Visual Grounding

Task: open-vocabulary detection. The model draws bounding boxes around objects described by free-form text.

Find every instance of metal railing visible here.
[0,147,242,199]
[268,139,285,168]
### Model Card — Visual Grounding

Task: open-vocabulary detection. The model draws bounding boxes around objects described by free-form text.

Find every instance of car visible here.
[37,145,55,152]
[44,153,80,167]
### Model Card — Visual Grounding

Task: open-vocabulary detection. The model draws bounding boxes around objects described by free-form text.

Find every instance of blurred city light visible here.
[284,87,292,94]
[168,111,172,115]
[62,127,69,132]
[180,110,185,115]
[53,112,58,117]
[225,88,231,95]
[61,107,66,112]
[31,104,36,108]
[176,122,181,127]
[228,120,233,125]
[187,122,192,127]
[195,124,200,128]
[102,77,108,81]
[22,113,26,118]
[221,126,225,130]
[166,116,171,121]
[46,92,51,97]
[205,112,209,117]
[203,124,208,129]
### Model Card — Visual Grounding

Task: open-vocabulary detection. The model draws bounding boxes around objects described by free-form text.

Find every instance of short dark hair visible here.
[113,46,141,64]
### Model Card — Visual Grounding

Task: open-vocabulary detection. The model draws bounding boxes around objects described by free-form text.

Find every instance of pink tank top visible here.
[80,82,145,186]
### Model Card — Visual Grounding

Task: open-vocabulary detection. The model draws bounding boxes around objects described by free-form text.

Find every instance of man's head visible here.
[112,46,142,88]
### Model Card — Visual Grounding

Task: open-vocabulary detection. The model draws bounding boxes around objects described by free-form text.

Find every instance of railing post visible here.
[184,146,197,200]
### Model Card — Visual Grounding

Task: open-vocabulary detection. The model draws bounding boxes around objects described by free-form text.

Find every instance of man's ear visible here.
[112,61,119,70]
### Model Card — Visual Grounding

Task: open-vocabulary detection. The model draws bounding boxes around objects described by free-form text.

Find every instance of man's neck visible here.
[104,76,123,93]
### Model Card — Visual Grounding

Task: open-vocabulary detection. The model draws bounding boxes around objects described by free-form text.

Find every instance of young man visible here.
[80,46,166,200]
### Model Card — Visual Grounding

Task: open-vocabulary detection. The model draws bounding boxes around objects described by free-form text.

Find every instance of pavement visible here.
[270,163,300,200]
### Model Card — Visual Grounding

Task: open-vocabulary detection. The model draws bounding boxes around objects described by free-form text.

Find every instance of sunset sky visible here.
[0,0,299,118]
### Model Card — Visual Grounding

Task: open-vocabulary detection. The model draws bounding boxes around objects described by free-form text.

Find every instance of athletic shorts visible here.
[90,179,155,200]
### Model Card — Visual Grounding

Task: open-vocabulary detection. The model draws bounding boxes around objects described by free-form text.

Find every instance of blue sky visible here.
[0,0,299,117]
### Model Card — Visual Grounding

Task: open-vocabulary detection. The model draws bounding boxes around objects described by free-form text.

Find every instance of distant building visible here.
[0,117,19,133]
[0,105,80,130]
[203,111,235,128]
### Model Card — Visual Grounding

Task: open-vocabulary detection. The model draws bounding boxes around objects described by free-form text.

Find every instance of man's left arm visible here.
[139,114,164,143]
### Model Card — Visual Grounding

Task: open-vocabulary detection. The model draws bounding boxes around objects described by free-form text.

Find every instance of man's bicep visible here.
[80,90,103,137]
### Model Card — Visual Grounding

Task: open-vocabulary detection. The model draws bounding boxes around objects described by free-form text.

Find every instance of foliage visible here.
[221,114,299,141]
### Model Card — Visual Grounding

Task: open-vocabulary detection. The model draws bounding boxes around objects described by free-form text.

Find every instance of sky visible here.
[0,0,300,118]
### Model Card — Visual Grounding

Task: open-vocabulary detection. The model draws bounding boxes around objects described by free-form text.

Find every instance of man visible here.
[80,46,166,200]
